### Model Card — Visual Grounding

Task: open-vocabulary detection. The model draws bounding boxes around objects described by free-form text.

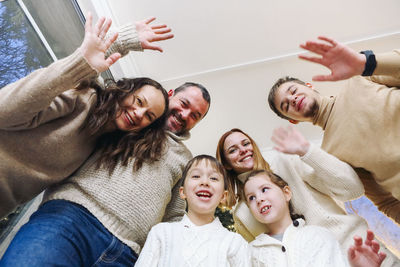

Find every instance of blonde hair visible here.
[216,128,271,208]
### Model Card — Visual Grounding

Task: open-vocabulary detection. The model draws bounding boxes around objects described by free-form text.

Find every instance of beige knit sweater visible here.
[0,23,142,218]
[233,144,400,266]
[313,50,400,224]
[44,131,192,255]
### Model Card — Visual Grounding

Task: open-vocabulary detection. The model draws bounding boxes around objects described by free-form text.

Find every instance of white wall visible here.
[81,0,400,154]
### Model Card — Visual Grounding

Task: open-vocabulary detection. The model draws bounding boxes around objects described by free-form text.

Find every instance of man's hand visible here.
[79,12,121,73]
[299,36,366,82]
[271,126,310,156]
[135,17,174,52]
[348,230,386,267]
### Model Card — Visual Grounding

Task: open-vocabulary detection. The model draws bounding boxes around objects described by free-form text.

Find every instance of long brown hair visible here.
[216,128,271,208]
[78,77,169,172]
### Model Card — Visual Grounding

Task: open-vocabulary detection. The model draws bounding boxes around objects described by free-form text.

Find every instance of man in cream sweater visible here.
[268,36,400,226]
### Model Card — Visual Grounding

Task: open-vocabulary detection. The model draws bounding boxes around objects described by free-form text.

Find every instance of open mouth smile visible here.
[239,154,253,162]
[296,97,305,111]
[196,190,213,199]
[124,111,136,127]
[260,205,271,214]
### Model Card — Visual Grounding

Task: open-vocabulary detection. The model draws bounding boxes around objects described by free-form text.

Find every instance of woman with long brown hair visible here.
[0,13,173,218]
[0,14,182,266]
[216,127,399,266]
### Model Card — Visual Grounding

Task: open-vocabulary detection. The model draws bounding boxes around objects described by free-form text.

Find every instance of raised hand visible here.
[348,230,387,267]
[135,17,174,52]
[79,12,121,73]
[271,126,310,156]
[298,36,366,82]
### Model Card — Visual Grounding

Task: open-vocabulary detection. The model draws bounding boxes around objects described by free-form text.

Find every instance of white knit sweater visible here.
[234,144,400,266]
[135,214,250,267]
[250,219,349,267]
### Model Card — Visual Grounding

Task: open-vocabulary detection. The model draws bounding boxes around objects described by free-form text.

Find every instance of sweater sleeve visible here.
[355,168,400,224]
[228,234,251,267]
[106,23,143,58]
[297,226,349,267]
[135,226,161,267]
[162,178,185,222]
[298,144,364,202]
[366,49,400,86]
[0,49,97,130]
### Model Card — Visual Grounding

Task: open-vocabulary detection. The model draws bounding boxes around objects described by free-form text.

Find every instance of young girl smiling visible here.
[135,155,250,267]
[244,170,386,267]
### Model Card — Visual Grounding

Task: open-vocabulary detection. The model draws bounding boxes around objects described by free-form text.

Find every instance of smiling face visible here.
[223,132,254,174]
[244,173,292,234]
[166,86,209,135]
[114,85,166,132]
[274,81,321,122]
[179,159,227,221]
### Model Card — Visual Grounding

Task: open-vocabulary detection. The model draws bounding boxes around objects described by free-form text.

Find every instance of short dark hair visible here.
[181,155,228,189]
[174,82,211,116]
[268,76,306,120]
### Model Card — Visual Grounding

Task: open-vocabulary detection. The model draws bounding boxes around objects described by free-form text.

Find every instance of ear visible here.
[289,119,299,124]
[219,190,228,206]
[283,186,292,202]
[179,186,186,200]
[168,89,174,98]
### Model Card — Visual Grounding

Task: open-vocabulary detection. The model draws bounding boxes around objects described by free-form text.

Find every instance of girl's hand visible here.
[135,17,174,52]
[271,126,310,156]
[348,230,386,267]
[79,12,121,73]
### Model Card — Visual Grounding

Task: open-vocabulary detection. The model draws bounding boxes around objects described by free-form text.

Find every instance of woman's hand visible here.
[79,12,121,73]
[271,126,310,156]
[135,17,174,52]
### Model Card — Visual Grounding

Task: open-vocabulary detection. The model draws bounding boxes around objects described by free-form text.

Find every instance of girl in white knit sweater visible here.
[135,155,250,267]
[243,170,387,267]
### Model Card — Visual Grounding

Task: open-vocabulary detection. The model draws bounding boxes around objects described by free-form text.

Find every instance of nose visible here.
[256,196,264,205]
[239,145,247,155]
[289,95,298,106]
[200,176,210,187]
[180,109,190,120]
[134,107,146,121]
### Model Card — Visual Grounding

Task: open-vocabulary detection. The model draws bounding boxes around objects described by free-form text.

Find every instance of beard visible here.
[166,109,187,135]
[304,99,319,119]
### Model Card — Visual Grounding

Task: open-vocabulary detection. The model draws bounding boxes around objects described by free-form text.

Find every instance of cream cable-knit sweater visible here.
[250,219,348,267]
[44,131,192,255]
[234,144,400,266]
[135,214,250,267]
[0,23,142,219]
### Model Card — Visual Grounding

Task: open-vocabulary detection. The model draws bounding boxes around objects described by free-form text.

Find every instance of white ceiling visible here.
[79,0,400,156]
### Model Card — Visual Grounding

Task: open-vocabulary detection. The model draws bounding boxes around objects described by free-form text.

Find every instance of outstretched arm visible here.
[79,12,121,73]
[298,36,366,82]
[136,17,173,52]
[0,12,116,130]
[105,17,173,58]
[348,230,386,267]
[271,126,364,201]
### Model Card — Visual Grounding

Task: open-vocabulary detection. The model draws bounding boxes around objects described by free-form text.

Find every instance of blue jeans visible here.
[0,200,137,266]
